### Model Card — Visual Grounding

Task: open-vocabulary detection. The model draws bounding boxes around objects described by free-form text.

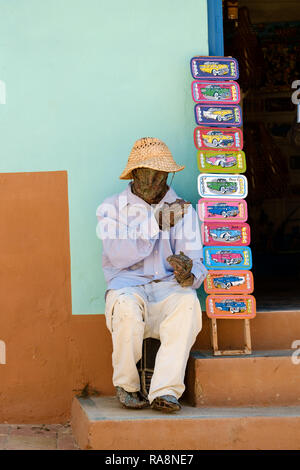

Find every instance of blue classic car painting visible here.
[215,300,246,313]
[209,227,241,242]
[213,276,245,289]
[207,203,239,217]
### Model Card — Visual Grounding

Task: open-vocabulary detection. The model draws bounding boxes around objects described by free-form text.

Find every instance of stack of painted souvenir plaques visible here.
[190,56,256,355]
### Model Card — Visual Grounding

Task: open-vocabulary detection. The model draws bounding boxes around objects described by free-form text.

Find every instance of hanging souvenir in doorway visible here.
[201,222,250,246]
[194,104,242,127]
[204,270,254,294]
[206,294,256,319]
[194,127,243,150]
[190,57,239,80]
[197,149,246,173]
[203,246,252,270]
[198,174,248,198]
[198,198,248,222]
[191,80,240,104]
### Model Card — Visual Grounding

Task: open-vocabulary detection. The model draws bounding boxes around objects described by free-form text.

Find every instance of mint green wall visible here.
[0,0,208,314]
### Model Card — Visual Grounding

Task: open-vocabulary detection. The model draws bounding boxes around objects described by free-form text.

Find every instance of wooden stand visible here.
[210,317,252,356]
[137,338,160,398]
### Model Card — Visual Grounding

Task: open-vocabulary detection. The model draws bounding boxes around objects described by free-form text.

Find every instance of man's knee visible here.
[169,291,202,330]
[113,293,144,323]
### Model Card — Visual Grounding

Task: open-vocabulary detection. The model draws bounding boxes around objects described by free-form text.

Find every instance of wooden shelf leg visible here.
[243,318,252,354]
[209,317,253,356]
[210,318,220,355]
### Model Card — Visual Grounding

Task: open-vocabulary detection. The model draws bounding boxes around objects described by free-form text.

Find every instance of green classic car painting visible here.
[201,85,230,101]
[207,178,237,194]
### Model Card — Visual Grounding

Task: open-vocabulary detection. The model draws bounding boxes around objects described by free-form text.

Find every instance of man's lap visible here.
[105,279,200,335]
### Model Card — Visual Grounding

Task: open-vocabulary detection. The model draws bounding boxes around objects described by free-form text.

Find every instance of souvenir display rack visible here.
[190,55,256,355]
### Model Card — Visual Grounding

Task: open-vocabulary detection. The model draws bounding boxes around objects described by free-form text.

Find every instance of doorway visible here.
[222,0,300,310]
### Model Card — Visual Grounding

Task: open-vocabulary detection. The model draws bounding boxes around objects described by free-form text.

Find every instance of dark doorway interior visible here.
[223,0,300,310]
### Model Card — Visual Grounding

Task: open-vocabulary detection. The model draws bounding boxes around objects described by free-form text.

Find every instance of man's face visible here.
[132,168,168,204]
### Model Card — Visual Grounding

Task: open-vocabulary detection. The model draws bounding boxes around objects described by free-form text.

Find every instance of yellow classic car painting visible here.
[203,107,234,122]
[202,130,234,148]
[199,62,229,76]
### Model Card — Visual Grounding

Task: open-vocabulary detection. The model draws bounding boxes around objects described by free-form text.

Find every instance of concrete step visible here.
[71,396,300,450]
[68,310,300,402]
[194,309,300,351]
[185,349,300,407]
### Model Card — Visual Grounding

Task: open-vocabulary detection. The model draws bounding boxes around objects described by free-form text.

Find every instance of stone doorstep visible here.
[71,396,300,450]
[185,349,300,407]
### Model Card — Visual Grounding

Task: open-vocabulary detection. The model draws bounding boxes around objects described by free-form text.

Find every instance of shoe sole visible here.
[151,398,181,413]
[118,399,150,410]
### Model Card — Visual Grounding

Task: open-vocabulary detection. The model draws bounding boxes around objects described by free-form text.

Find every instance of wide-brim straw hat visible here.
[119,137,185,180]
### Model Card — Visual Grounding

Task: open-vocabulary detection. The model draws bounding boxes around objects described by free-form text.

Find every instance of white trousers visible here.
[105,279,202,404]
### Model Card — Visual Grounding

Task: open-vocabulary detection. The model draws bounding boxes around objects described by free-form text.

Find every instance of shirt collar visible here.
[119,183,178,209]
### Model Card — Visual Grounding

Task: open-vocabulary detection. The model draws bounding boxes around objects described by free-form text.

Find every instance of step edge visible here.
[190,349,294,359]
[74,397,300,422]
[256,310,300,314]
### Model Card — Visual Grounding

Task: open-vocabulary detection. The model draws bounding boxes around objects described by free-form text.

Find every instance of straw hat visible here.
[119,137,185,180]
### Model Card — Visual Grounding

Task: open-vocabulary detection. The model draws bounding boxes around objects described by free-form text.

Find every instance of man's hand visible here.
[155,199,191,231]
[167,251,194,287]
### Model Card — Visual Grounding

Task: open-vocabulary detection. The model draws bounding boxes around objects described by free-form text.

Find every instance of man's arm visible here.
[171,205,208,289]
[96,200,159,270]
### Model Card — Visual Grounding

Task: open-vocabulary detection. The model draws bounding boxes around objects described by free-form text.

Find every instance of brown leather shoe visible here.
[151,395,181,413]
[116,387,150,409]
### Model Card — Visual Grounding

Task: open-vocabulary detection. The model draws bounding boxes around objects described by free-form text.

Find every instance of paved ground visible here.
[0,423,79,450]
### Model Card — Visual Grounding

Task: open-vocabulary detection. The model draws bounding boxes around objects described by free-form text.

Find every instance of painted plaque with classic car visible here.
[201,222,250,246]
[194,104,242,127]
[198,174,248,198]
[194,127,243,150]
[198,198,248,222]
[197,149,246,173]
[204,270,254,294]
[203,246,252,270]
[191,81,240,104]
[206,294,256,319]
[190,57,239,80]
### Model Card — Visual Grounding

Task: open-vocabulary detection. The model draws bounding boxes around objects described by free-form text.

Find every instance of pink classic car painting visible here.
[197,150,246,173]
[204,247,252,270]
[206,154,236,167]
[211,251,243,265]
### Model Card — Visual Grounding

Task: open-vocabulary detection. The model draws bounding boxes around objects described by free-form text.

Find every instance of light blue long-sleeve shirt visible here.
[96,183,207,292]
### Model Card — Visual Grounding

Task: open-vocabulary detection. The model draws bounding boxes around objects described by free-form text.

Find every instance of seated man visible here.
[96,137,207,412]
